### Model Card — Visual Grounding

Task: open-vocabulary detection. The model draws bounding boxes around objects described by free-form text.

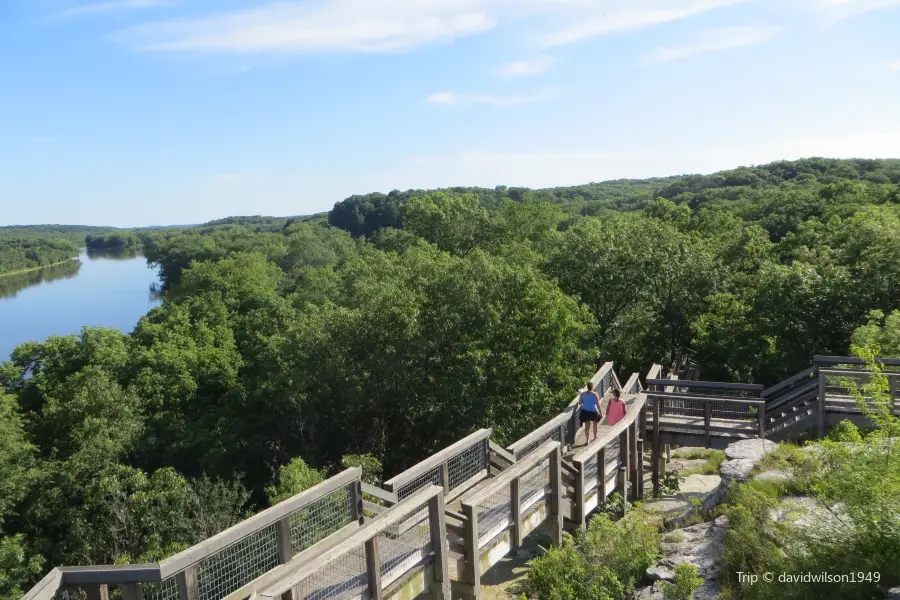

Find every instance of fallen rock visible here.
[886,587,900,600]
[755,469,792,482]
[720,439,777,483]
[724,438,777,460]
[719,458,757,483]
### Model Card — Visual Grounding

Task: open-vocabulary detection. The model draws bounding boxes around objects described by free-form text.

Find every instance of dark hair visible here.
[612,389,621,398]
[585,381,594,391]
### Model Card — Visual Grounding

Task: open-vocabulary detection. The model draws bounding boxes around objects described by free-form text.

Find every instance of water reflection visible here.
[0,260,82,299]
[149,282,164,302]
[86,247,142,261]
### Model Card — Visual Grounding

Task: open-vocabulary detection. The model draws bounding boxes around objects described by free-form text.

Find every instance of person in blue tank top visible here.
[578,381,602,444]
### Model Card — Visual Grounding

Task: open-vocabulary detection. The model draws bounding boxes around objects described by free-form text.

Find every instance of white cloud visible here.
[61,0,171,17]
[817,0,900,21]
[427,87,555,105]
[115,0,497,53]
[645,25,779,63]
[538,0,750,47]
[496,56,554,77]
[889,60,900,71]
[113,0,759,54]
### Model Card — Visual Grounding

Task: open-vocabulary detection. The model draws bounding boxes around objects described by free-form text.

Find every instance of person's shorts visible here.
[580,409,601,423]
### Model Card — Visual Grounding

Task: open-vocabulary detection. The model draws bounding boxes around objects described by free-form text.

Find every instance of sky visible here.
[1,0,899,227]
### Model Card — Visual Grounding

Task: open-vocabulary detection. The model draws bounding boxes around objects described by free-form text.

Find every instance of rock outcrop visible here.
[719,438,777,483]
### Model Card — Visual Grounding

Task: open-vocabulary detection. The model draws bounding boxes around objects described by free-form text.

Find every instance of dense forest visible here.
[1,158,900,598]
[0,237,81,276]
[85,231,143,251]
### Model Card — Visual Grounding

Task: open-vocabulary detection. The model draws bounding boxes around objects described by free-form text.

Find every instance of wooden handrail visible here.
[815,355,900,368]
[488,440,516,465]
[361,482,398,505]
[646,379,763,392]
[621,372,642,395]
[159,468,361,577]
[507,412,568,456]
[462,440,559,509]
[383,429,491,493]
[762,366,816,398]
[647,392,765,406]
[256,485,444,599]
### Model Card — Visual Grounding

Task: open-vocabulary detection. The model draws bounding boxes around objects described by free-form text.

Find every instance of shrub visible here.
[661,563,703,600]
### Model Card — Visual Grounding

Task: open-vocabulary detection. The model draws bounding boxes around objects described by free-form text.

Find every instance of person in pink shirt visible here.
[606,389,627,426]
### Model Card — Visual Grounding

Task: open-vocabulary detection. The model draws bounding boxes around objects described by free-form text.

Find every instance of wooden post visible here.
[85,585,108,600]
[462,503,481,597]
[573,459,585,525]
[350,480,364,524]
[365,537,384,600]
[440,462,450,495]
[510,477,522,549]
[176,567,199,600]
[558,424,567,451]
[597,447,606,500]
[636,439,644,500]
[616,467,627,514]
[818,369,826,438]
[617,424,629,502]
[629,421,638,501]
[652,399,661,497]
[549,446,562,546]
[704,401,712,449]
[275,517,296,600]
[666,444,671,463]
[428,494,451,600]
[121,585,144,600]
[758,403,766,440]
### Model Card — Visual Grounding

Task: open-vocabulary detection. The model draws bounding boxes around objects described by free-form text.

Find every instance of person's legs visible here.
[593,421,599,440]
[582,413,589,445]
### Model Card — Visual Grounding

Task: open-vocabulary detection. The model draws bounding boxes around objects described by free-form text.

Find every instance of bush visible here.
[661,563,703,600]
[518,509,661,600]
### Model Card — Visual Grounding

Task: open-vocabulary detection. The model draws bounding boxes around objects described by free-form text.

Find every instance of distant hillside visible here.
[327,157,900,238]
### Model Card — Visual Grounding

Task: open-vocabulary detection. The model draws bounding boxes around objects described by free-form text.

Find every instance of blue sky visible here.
[1,0,899,227]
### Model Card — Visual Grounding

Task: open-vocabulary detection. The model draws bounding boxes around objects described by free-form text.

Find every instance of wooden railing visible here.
[27,469,364,600]
[458,440,562,599]
[254,485,449,600]
[383,430,491,502]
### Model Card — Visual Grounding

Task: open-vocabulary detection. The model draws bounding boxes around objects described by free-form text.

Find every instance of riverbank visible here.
[0,257,81,278]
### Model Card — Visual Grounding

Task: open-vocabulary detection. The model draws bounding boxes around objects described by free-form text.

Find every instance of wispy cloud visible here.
[427,87,555,106]
[114,0,497,53]
[645,25,779,63]
[817,0,900,21]
[113,0,758,55]
[538,0,750,48]
[889,60,900,71]
[61,0,171,17]
[496,56,554,77]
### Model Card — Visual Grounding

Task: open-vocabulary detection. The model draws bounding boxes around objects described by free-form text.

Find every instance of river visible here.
[0,249,162,361]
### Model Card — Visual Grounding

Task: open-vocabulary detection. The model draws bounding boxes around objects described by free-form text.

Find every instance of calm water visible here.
[0,250,162,361]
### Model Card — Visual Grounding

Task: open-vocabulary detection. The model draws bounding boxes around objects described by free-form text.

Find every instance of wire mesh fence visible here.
[294,545,368,600]
[143,579,180,600]
[393,467,443,502]
[518,459,550,516]
[512,426,562,461]
[290,486,355,554]
[196,524,281,600]
[448,442,487,490]
[378,504,432,587]
[476,486,512,549]
[56,587,86,600]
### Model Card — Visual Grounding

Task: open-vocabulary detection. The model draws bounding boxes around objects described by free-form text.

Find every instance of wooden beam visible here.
[361,483,397,506]
[384,430,491,494]
[510,477,522,549]
[549,446,562,547]
[428,494,451,600]
[461,504,480,597]
[365,538,383,600]
[120,585,144,600]
[818,369,826,438]
[175,567,198,600]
